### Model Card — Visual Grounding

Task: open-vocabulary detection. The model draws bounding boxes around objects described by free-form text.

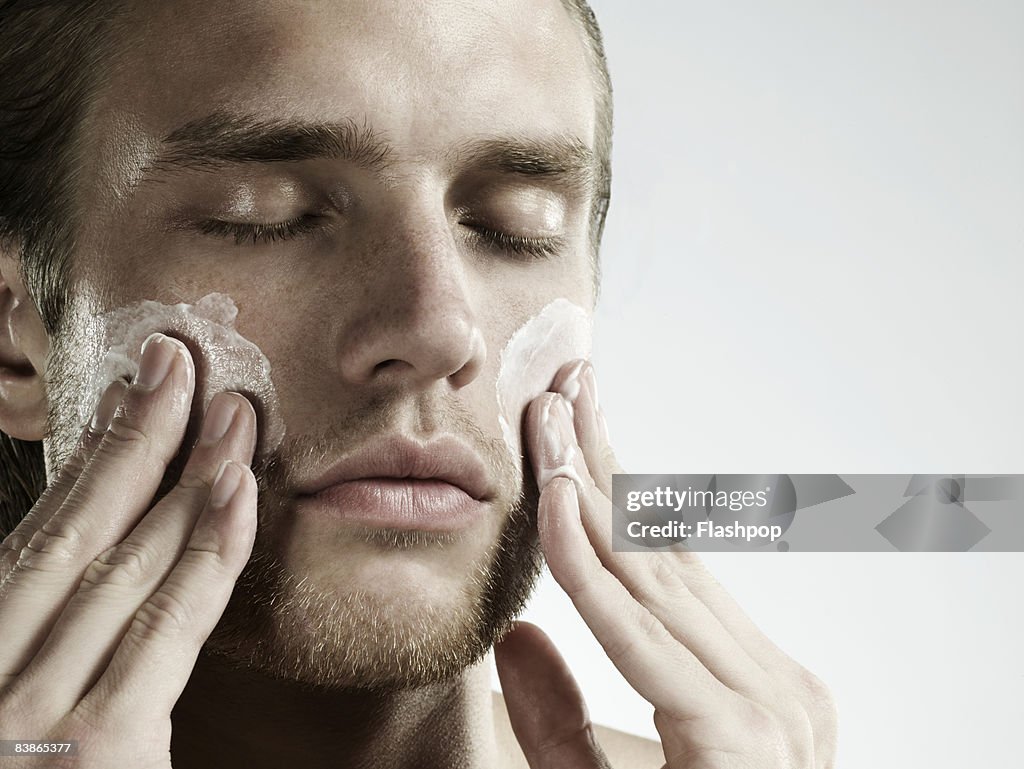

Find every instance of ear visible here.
[0,250,49,440]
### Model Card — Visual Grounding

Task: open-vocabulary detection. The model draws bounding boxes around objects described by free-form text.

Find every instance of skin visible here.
[0,1,838,767]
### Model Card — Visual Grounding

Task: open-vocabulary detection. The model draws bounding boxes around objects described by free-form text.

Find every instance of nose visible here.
[336,216,486,391]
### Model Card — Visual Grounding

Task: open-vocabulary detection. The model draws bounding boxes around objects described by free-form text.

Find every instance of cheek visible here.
[495,298,592,458]
[81,292,285,456]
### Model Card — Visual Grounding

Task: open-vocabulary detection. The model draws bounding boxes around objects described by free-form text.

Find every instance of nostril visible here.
[447,331,486,390]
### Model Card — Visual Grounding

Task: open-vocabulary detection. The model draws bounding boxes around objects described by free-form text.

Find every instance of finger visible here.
[552,362,807,681]
[80,459,257,721]
[551,360,619,498]
[539,381,833,761]
[527,392,592,495]
[534,393,798,707]
[541,479,813,767]
[655,551,837,764]
[495,621,613,769]
[0,379,127,583]
[537,476,734,722]
[0,333,194,678]
[6,394,256,717]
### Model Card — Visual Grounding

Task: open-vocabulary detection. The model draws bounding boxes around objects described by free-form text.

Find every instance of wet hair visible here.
[0,0,613,530]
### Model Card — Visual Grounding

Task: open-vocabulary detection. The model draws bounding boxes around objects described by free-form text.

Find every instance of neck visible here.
[170,649,503,769]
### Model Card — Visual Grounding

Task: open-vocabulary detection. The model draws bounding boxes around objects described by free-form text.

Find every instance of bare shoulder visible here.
[593,723,665,768]
[491,691,664,768]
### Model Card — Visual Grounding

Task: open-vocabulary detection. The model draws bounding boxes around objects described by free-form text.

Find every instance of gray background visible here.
[492,1,1024,765]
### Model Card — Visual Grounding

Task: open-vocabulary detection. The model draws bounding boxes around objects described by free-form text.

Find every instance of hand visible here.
[496,360,838,768]
[0,333,258,768]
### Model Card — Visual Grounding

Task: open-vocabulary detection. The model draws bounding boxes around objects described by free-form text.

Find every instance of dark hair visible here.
[0,0,613,533]
[0,0,120,533]
[562,0,614,253]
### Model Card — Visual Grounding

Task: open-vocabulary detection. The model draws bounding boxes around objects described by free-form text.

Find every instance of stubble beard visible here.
[205,475,542,692]
[44,312,545,693]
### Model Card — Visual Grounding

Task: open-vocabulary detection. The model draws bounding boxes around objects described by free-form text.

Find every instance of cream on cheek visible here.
[495,298,591,462]
[79,293,285,455]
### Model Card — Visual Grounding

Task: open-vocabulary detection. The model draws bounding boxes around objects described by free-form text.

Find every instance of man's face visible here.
[49,0,597,688]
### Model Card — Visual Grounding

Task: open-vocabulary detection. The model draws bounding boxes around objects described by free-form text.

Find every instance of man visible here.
[0,0,838,766]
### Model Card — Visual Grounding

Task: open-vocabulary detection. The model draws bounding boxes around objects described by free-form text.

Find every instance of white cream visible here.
[79,293,285,455]
[495,298,592,459]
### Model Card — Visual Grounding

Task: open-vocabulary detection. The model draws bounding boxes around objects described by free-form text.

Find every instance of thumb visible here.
[494,621,613,769]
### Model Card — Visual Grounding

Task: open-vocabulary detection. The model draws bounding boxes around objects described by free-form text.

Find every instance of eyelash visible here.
[464,225,563,260]
[198,215,325,245]
[197,216,563,259]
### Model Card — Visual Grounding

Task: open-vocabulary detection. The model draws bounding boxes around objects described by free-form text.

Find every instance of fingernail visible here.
[598,410,610,444]
[133,333,180,389]
[582,365,605,439]
[210,460,243,509]
[561,477,581,524]
[557,360,588,408]
[200,393,239,446]
[543,396,574,467]
[537,477,580,539]
[583,364,600,412]
[90,379,128,432]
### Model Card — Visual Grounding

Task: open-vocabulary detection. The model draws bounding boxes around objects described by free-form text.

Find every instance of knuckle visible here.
[602,630,639,667]
[55,445,90,481]
[98,410,181,471]
[635,603,672,644]
[678,554,714,586]
[79,542,156,591]
[647,553,685,594]
[0,532,27,573]
[604,606,671,665]
[130,589,194,642]
[797,667,839,731]
[782,695,813,732]
[740,701,783,744]
[180,540,233,578]
[802,667,836,708]
[174,469,212,493]
[1,528,28,555]
[653,707,712,739]
[536,722,596,755]
[652,712,754,769]
[672,543,707,571]
[15,518,86,573]
[103,414,155,453]
[774,696,815,765]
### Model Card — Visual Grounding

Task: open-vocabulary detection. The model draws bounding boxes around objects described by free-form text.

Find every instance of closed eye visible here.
[462,223,564,260]
[198,214,327,245]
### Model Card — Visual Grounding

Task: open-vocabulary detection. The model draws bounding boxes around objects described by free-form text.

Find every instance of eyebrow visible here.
[452,136,596,195]
[143,111,595,194]
[146,112,393,175]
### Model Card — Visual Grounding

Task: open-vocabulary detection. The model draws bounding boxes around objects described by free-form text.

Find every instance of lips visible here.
[293,436,494,532]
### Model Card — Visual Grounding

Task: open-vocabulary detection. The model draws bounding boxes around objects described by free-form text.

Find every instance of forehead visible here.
[98,0,596,162]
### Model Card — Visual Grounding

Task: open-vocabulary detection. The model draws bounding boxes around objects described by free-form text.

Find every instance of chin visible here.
[204,498,544,691]
[285,509,505,594]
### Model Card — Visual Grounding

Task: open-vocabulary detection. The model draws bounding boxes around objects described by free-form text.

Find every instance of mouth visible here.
[293,436,494,533]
